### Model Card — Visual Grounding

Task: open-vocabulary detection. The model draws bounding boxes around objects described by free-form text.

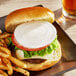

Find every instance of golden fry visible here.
[0,39,5,43]
[0,52,10,58]
[0,74,2,76]
[0,39,7,47]
[0,32,11,39]
[0,32,30,76]
[0,42,3,46]
[2,58,13,75]
[0,65,8,70]
[4,38,9,45]
[0,46,11,55]
[13,67,30,76]
[0,58,2,65]
[0,70,8,76]
[9,56,27,68]
[2,58,10,64]
[7,63,13,75]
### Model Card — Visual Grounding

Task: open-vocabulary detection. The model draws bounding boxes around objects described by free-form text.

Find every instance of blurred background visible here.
[0,0,76,76]
[0,0,61,16]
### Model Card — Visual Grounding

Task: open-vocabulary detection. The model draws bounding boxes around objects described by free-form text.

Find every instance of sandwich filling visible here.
[7,21,59,61]
[7,36,59,59]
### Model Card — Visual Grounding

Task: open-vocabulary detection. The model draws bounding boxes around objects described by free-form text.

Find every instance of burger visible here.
[5,7,61,71]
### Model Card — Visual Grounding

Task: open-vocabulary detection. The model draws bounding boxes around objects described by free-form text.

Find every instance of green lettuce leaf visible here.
[7,36,59,58]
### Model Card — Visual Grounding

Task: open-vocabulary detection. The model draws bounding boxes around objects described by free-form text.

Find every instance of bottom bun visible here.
[23,42,61,71]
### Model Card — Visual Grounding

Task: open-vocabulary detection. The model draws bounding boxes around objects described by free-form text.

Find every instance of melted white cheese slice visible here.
[14,21,57,49]
[16,49,58,61]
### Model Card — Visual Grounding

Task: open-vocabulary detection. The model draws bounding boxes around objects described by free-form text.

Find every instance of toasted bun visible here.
[23,42,61,71]
[5,7,54,32]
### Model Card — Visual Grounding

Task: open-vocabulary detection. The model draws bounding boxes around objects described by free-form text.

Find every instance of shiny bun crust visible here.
[24,42,61,71]
[5,7,54,32]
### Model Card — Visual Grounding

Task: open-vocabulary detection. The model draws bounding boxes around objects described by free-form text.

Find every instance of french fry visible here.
[13,67,30,76]
[0,39,4,43]
[0,32,11,39]
[0,70,8,76]
[0,46,11,56]
[2,58,9,64]
[7,62,13,75]
[4,38,9,45]
[9,56,27,68]
[0,39,7,47]
[0,74,2,76]
[0,42,3,46]
[0,52,10,58]
[0,65,8,70]
[3,72,8,76]
[0,58,2,65]
[2,58,13,75]
[0,32,31,76]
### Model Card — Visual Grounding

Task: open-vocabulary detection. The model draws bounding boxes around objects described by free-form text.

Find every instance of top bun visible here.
[5,7,54,32]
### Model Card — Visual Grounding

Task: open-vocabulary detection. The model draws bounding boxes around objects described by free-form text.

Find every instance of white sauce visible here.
[16,50,24,59]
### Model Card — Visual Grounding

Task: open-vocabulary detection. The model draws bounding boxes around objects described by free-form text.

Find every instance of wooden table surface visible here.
[0,0,76,76]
